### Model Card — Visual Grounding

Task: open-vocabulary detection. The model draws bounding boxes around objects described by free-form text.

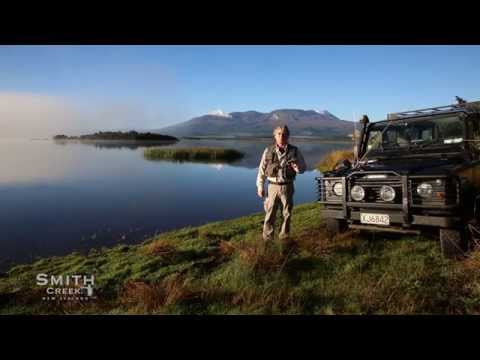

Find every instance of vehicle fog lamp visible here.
[350,185,365,201]
[333,182,343,196]
[380,185,396,202]
[417,183,433,198]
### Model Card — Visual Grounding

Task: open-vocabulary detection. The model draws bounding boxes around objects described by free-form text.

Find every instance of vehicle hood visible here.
[353,156,467,176]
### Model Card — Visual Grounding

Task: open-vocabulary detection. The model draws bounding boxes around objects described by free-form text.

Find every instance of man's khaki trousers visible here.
[263,183,294,242]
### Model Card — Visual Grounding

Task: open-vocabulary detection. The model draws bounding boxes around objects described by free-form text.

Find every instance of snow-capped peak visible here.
[208,109,232,118]
[313,109,328,115]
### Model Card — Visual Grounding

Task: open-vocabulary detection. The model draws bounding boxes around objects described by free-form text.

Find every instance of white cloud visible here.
[208,109,232,118]
[0,92,168,139]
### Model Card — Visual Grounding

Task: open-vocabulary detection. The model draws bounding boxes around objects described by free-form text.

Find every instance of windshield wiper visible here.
[418,139,452,148]
[414,139,435,148]
[381,144,409,150]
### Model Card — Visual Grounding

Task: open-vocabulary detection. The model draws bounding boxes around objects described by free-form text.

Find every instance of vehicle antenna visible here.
[353,111,358,167]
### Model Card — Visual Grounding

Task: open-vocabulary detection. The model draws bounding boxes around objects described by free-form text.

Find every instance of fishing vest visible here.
[265,144,298,181]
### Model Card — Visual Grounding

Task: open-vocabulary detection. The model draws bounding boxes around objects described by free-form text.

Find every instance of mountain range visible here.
[154,109,354,139]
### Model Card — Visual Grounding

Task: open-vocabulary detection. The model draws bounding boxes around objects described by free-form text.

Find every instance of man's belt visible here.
[268,180,293,185]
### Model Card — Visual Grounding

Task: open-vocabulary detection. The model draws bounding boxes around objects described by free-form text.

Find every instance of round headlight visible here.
[380,185,396,202]
[351,185,365,201]
[333,182,343,196]
[417,182,433,198]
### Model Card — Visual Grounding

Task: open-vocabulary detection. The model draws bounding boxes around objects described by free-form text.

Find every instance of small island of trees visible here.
[53,131,179,142]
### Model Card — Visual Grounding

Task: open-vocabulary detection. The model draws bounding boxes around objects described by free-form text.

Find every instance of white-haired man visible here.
[256,125,307,253]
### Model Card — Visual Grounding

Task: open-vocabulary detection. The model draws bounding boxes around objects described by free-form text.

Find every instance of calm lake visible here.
[0,138,349,272]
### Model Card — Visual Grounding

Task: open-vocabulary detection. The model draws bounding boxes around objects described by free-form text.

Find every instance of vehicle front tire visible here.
[439,228,466,259]
[325,218,348,239]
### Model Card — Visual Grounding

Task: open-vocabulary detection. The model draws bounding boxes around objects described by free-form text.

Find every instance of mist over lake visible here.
[0,138,350,272]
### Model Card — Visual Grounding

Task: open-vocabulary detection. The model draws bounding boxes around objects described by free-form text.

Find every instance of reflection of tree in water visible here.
[53,140,178,150]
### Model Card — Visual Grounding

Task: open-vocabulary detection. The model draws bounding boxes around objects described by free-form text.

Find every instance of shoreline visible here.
[181,136,352,144]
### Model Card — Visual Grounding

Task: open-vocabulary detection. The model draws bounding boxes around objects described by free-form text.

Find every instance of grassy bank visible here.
[143,147,244,163]
[1,202,480,315]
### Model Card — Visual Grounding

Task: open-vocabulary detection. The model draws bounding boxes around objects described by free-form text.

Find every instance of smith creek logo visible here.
[36,274,97,302]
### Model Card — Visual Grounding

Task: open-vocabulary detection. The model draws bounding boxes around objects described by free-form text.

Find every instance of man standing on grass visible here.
[256,125,307,254]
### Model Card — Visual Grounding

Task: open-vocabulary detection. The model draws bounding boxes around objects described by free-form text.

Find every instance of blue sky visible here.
[1,45,479,136]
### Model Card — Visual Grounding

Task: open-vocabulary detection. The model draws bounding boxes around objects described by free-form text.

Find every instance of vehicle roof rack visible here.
[387,103,467,120]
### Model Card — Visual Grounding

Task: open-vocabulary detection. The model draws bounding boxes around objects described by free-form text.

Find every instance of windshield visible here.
[365,115,465,154]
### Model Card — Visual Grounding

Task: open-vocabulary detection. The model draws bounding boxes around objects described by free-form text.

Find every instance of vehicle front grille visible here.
[318,173,459,208]
[349,175,403,204]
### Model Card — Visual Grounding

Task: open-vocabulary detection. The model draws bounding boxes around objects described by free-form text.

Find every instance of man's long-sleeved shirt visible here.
[256,143,307,190]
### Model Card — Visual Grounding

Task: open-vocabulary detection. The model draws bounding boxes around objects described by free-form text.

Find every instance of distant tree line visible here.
[53,131,178,141]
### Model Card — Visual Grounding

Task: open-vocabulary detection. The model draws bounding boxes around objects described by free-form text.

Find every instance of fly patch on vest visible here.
[265,144,298,181]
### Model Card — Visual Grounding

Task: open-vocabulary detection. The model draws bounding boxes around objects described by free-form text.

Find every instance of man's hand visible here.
[290,162,300,173]
[257,187,265,199]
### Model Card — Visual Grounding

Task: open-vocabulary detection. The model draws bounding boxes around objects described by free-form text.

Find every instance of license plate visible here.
[360,213,390,226]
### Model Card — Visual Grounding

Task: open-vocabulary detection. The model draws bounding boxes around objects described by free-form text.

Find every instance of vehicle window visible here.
[409,126,433,142]
[436,116,464,142]
[366,115,465,152]
[366,130,382,150]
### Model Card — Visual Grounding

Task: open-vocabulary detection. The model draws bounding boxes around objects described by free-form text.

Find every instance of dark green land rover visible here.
[317,98,480,258]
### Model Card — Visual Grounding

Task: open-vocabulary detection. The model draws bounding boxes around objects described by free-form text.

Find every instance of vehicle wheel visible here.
[439,228,467,259]
[325,218,348,238]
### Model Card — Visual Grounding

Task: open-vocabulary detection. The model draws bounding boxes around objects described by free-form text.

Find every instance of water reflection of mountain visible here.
[171,139,352,171]
[53,139,177,150]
